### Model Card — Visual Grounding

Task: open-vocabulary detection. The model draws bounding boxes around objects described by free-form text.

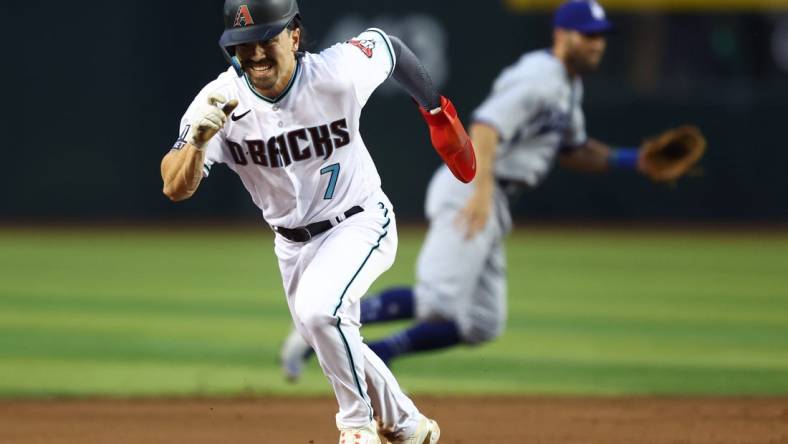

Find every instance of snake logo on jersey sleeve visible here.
[348,39,375,58]
[226,118,350,168]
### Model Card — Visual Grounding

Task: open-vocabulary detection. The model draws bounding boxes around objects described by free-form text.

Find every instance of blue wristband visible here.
[609,147,639,170]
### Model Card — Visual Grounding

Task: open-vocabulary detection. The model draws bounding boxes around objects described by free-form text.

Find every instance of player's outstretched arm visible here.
[560,126,706,182]
[161,93,237,202]
[455,122,499,239]
[388,36,476,183]
[161,145,207,202]
[388,36,441,111]
[558,139,613,173]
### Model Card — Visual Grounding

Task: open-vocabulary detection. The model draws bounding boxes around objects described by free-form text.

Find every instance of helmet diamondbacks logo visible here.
[233,5,254,27]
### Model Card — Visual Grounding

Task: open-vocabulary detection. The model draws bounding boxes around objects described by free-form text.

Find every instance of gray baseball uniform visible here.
[415,49,587,343]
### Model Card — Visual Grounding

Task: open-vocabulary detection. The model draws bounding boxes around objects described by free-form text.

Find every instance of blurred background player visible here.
[280,0,703,376]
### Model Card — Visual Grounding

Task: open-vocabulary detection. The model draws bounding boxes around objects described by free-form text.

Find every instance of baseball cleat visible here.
[382,416,440,444]
[279,328,312,382]
[338,420,382,444]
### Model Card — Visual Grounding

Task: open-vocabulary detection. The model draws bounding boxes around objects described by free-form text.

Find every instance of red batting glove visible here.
[418,96,477,183]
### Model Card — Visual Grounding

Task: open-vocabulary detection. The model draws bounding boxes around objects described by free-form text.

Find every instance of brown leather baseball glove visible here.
[639,125,707,182]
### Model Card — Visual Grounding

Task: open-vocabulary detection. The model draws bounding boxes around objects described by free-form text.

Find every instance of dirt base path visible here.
[1,397,787,444]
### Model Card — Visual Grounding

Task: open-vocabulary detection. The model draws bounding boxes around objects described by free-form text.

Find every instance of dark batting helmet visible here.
[219,0,301,76]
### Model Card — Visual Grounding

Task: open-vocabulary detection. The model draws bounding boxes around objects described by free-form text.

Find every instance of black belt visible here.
[273,206,364,242]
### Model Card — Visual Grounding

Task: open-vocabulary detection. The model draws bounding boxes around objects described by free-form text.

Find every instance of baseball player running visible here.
[161,1,476,443]
[281,0,704,374]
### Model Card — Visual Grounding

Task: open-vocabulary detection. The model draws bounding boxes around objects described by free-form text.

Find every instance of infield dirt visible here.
[1,396,786,443]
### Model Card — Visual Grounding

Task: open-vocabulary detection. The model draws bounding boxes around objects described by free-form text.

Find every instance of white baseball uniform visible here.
[173,28,424,435]
[415,49,587,343]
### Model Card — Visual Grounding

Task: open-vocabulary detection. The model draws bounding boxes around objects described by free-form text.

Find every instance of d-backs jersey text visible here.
[173,28,396,228]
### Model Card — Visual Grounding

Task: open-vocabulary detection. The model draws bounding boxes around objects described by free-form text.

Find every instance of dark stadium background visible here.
[3,0,786,224]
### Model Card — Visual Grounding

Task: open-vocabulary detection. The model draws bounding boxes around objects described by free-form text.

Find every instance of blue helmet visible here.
[553,0,613,34]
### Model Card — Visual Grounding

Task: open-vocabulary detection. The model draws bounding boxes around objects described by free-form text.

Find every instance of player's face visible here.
[235,28,301,95]
[566,31,607,74]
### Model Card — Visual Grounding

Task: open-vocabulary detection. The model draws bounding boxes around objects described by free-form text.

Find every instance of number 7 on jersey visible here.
[320,163,340,200]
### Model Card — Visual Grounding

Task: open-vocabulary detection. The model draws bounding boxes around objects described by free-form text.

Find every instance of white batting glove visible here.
[187,93,238,149]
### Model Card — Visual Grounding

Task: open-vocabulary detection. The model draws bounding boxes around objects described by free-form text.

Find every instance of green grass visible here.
[1,226,787,397]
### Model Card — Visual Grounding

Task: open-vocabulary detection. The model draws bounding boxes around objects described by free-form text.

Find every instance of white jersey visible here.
[472,50,587,187]
[173,29,396,228]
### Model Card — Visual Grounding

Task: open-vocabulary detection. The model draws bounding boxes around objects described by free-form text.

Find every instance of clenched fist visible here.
[187,93,238,149]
